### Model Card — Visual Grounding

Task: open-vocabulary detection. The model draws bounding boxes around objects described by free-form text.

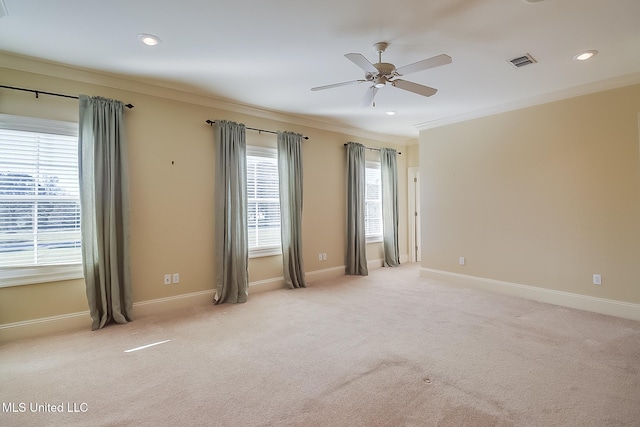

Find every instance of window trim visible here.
[246,145,282,258]
[365,161,383,244]
[0,114,83,288]
[0,114,78,136]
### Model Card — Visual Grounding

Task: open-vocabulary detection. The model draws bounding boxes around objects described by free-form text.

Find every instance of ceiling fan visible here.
[311,42,452,107]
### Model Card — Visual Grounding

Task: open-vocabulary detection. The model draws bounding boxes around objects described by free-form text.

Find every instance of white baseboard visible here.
[133,276,288,318]
[249,276,285,294]
[0,311,91,343]
[0,261,408,342]
[367,258,389,269]
[304,255,409,282]
[0,272,315,342]
[0,290,219,343]
[368,255,410,269]
[132,289,215,318]
[420,268,640,321]
[368,258,384,269]
[306,265,346,282]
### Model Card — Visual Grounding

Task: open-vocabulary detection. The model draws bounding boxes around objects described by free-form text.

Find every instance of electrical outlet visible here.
[164,274,171,285]
[593,274,602,285]
[459,256,465,266]
[318,253,323,261]
[172,273,180,284]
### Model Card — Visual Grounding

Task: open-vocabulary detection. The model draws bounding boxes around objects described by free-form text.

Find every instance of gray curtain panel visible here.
[345,142,368,276]
[381,148,400,267]
[214,120,249,304]
[277,132,306,289]
[78,95,132,330]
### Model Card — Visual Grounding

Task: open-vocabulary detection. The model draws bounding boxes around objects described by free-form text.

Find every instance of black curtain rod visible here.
[343,143,401,155]
[206,120,309,140]
[0,85,134,108]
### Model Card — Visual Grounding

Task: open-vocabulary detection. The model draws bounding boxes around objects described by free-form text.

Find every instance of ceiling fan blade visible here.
[391,79,438,97]
[395,54,452,76]
[345,53,378,74]
[361,86,379,107]
[311,80,367,91]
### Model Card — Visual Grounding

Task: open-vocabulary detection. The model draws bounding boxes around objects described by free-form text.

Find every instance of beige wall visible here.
[405,143,419,168]
[0,58,411,328]
[420,84,640,304]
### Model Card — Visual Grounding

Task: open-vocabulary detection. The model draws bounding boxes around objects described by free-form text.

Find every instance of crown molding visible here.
[0,51,409,145]
[415,72,640,131]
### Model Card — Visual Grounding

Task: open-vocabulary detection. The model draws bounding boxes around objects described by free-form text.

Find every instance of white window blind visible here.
[247,146,281,256]
[0,115,81,269]
[365,162,382,240]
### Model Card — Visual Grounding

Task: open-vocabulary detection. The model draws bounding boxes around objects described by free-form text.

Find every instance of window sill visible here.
[366,235,383,244]
[0,264,84,288]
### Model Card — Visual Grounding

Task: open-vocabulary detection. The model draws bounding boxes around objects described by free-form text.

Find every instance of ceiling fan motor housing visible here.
[370,63,396,87]
[374,62,397,77]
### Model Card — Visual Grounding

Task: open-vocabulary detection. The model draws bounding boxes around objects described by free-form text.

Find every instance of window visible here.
[246,146,281,257]
[0,114,83,287]
[365,161,382,242]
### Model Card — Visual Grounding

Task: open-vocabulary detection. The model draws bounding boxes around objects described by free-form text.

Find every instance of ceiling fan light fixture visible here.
[572,50,597,61]
[137,33,161,46]
[374,76,386,88]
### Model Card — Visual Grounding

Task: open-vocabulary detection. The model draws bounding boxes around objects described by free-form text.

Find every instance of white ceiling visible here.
[1,0,639,142]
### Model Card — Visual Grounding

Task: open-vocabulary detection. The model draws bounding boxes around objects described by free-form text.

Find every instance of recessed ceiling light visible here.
[385,111,397,116]
[137,33,161,46]
[573,50,597,61]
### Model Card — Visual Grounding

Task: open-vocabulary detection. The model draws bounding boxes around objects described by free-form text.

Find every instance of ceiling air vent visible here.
[508,53,537,68]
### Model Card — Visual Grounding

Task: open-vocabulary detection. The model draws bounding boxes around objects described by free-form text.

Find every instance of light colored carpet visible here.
[1,263,639,426]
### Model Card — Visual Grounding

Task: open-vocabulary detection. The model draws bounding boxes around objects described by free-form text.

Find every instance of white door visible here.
[408,167,421,262]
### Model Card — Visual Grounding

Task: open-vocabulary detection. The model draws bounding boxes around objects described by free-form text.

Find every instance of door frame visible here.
[408,167,421,263]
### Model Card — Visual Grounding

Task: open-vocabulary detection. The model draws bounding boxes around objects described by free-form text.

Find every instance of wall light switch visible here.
[322,253,327,261]
[593,274,602,285]
[172,273,180,284]
[459,257,465,266]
